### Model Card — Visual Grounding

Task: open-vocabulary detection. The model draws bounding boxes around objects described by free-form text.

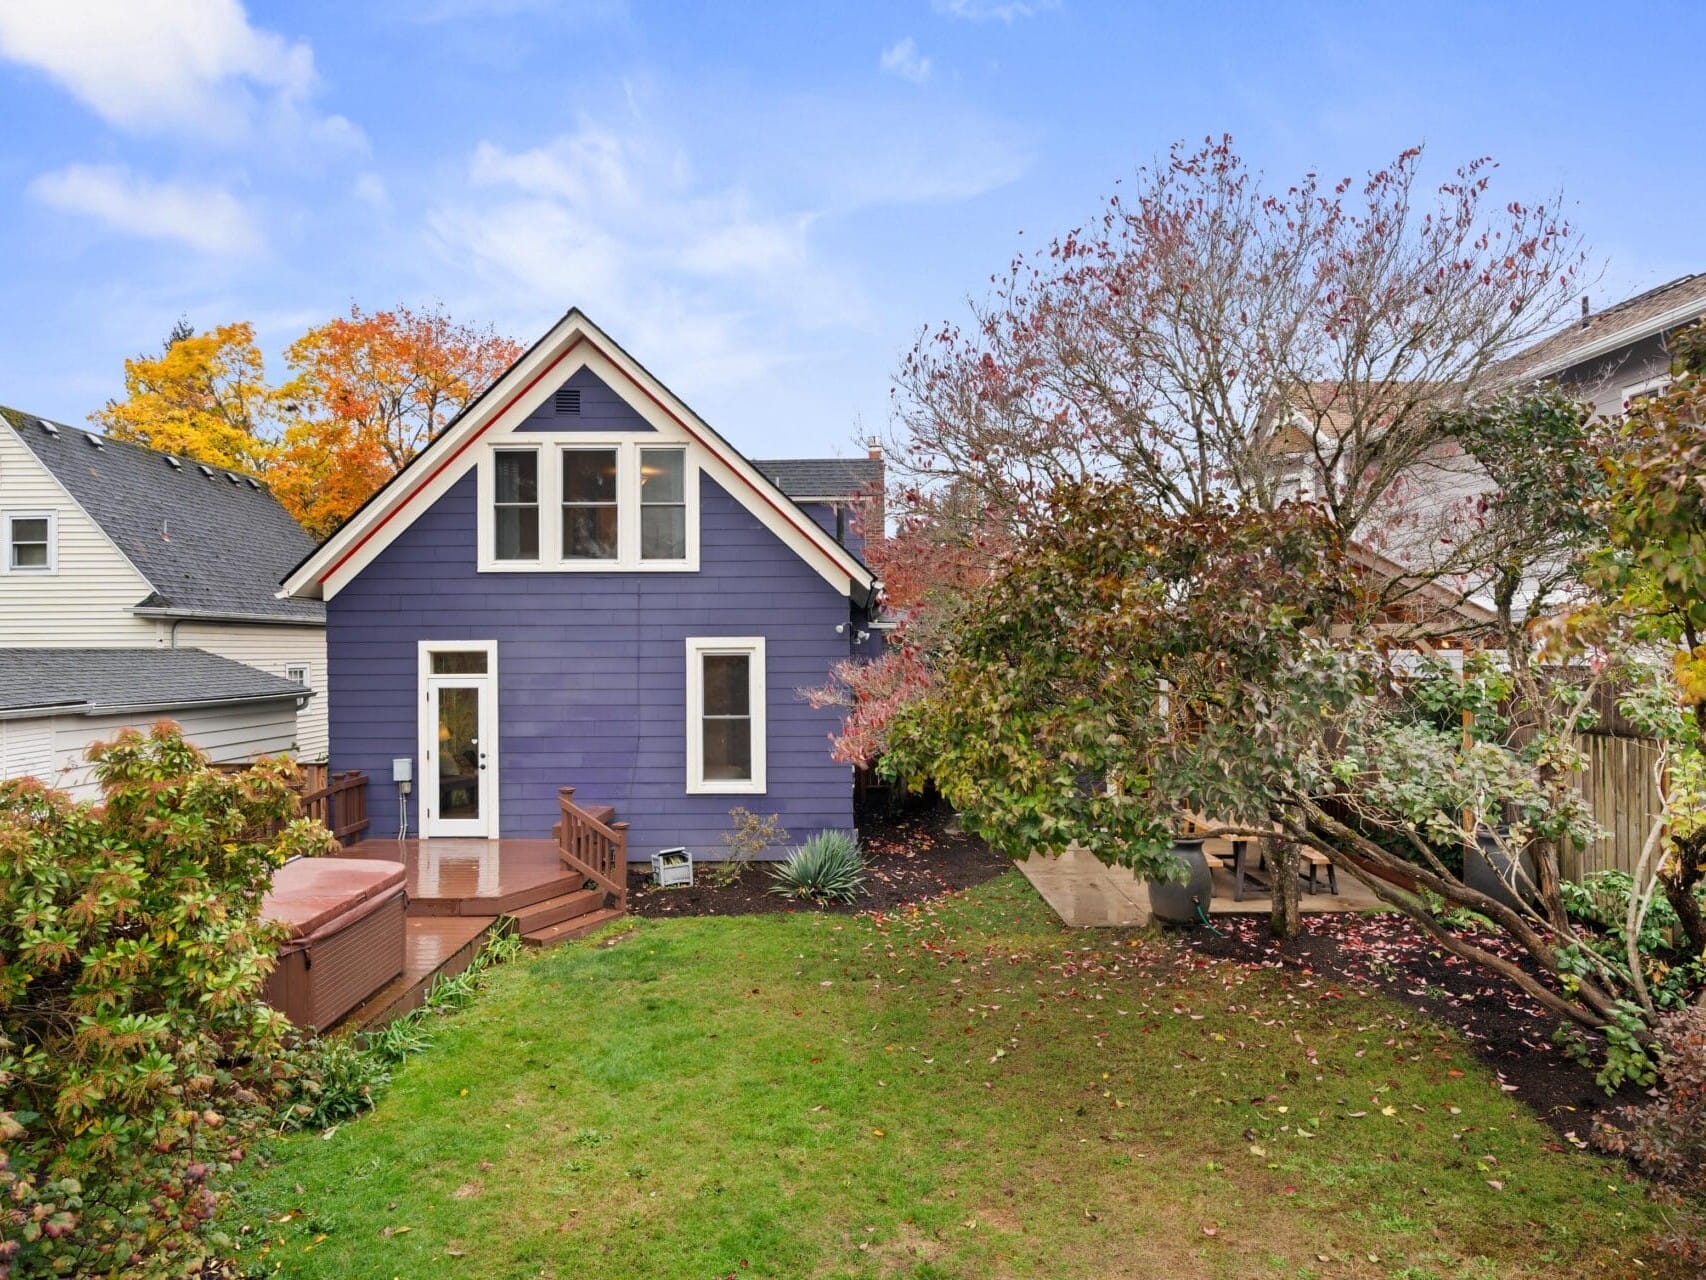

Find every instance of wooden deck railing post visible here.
[554,787,627,907]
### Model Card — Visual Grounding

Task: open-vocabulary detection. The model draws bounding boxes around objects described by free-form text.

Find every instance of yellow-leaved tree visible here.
[92,306,523,540]
[92,320,277,472]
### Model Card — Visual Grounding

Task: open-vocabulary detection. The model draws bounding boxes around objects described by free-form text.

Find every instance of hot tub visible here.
[262,857,407,1030]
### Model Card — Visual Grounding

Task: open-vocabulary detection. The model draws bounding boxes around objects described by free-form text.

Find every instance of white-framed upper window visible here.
[4,511,56,574]
[478,439,697,572]
[286,663,310,687]
[1623,376,1671,410]
[492,448,541,562]
[685,636,766,794]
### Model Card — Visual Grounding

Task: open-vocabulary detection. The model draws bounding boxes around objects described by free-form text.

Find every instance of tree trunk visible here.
[1268,835,1302,940]
[1661,835,1706,956]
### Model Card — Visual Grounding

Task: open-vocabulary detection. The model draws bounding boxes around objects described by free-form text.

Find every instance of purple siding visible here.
[326,469,858,858]
[797,500,865,560]
[517,366,656,432]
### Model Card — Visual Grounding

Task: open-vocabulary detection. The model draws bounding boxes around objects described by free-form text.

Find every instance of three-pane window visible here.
[493,451,539,561]
[563,449,619,560]
[5,513,53,573]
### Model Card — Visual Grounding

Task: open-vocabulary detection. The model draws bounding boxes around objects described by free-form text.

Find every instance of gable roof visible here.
[753,457,882,500]
[1491,273,1706,386]
[282,310,879,606]
[0,647,308,716]
[0,407,324,626]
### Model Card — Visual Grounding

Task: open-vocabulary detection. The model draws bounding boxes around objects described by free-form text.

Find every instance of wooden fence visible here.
[1566,732,1664,881]
[300,770,370,846]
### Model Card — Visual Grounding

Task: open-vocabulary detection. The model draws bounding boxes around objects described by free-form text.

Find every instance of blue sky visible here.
[0,0,1699,459]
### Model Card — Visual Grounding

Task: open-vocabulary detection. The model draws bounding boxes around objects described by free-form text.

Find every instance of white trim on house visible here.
[1622,375,1672,407]
[684,636,767,796]
[3,510,58,574]
[281,313,874,605]
[416,639,500,838]
[474,437,700,573]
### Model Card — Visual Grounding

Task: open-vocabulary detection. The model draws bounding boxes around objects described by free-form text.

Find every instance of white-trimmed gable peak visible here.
[281,311,877,604]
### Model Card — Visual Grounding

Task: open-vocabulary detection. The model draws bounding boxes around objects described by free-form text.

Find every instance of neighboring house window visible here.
[640,448,687,560]
[493,450,540,561]
[685,637,766,794]
[286,663,310,687]
[1624,377,1671,409]
[4,512,55,573]
[563,448,619,561]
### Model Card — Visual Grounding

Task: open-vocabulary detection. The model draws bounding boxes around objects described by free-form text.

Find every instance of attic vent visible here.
[554,386,582,415]
[86,434,103,449]
[245,477,261,490]
[165,456,182,470]
[39,421,58,437]
[225,472,240,484]
[198,464,215,478]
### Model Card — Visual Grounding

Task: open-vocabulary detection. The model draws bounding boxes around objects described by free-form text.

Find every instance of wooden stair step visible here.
[521,907,626,949]
[506,887,602,934]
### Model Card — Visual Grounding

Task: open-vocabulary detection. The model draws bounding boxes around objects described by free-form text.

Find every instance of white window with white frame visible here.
[480,440,697,572]
[685,636,766,794]
[1623,376,1671,410]
[4,511,55,574]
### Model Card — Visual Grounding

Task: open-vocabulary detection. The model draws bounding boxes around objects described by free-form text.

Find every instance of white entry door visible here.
[419,643,498,838]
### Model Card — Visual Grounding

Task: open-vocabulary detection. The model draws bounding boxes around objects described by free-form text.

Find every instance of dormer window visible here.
[4,512,56,573]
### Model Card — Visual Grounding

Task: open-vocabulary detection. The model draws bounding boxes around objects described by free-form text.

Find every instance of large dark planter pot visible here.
[1147,839,1214,927]
[1465,828,1537,914]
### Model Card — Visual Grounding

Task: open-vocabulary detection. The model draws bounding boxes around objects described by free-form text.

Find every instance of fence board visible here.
[1567,733,1663,880]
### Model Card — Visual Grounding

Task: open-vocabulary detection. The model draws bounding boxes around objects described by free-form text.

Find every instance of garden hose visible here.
[1194,899,1223,937]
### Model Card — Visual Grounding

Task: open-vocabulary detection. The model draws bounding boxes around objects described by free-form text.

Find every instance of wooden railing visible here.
[300,770,370,845]
[556,786,628,908]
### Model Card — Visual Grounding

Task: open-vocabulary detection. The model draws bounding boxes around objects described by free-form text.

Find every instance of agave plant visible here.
[768,830,867,904]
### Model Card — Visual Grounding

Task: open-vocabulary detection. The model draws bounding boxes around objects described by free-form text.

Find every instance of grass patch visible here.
[230,874,1669,1278]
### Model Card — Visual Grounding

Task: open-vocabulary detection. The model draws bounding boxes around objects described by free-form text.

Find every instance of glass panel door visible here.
[435,684,483,823]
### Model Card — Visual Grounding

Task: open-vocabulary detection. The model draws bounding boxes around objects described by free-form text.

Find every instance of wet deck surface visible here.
[338,837,575,913]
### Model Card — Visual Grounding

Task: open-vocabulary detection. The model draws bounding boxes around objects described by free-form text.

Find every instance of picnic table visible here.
[1181,816,1339,901]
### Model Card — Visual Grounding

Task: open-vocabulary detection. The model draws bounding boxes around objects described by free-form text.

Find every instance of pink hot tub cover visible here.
[263,857,407,942]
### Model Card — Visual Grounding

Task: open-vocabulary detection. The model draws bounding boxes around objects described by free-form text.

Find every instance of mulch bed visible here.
[625,803,1009,918]
[1182,911,1648,1138]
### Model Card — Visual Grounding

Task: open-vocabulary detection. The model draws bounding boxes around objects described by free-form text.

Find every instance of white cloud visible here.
[0,0,359,145]
[428,121,859,396]
[29,164,263,256]
[932,0,1059,20]
[353,172,391,210]
[880,37,932,84]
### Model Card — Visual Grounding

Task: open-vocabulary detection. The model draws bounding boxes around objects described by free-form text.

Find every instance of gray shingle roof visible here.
[0,647,309,715]
[1491,273,1706,385]
[752,457,882,500]
[0,408,324,625]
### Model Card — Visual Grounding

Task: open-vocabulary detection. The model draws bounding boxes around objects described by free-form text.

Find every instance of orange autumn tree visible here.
[272,304,523,537]
[92,320,277,472]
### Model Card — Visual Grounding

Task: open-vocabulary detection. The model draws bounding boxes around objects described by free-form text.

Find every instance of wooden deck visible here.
[327,833,625,1030]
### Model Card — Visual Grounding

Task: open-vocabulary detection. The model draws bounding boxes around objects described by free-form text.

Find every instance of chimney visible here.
[866,436,883,461]
[864,437,886,547]
[1581,295,1591,328]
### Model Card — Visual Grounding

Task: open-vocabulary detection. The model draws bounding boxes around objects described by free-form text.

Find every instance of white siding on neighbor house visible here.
[5,699,301,801]
[0,719,53,780]
[172,622,328,760]
[0,424,160,645]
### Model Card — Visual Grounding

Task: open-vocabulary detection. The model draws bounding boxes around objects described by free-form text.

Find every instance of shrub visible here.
[1593,1006,1706,1264]
[768,831,867,905]
[709,808,789,888]
[0,725,335,1280]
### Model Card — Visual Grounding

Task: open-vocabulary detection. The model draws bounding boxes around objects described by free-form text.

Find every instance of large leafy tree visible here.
[272,304,522,537]
[0,726,334,1279]
[92,321,277,473]
[92,304,522,539]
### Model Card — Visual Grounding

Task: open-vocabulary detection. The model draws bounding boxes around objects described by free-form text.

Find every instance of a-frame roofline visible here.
[281,309,878,605]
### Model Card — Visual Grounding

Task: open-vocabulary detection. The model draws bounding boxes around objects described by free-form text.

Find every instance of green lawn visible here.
[231,874,1669,1279]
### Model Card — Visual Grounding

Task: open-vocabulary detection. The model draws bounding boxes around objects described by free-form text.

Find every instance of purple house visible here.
[282,311,882,861]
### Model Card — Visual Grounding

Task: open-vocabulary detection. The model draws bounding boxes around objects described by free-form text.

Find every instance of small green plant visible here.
[768,830,867,905]
[710,807,789,888]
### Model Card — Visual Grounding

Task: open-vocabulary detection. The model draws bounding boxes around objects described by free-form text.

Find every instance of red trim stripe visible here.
[317,330,865,590]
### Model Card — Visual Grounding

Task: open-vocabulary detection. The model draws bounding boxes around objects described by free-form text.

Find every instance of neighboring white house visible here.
[0,406,328,778]
[0,648,306,800]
